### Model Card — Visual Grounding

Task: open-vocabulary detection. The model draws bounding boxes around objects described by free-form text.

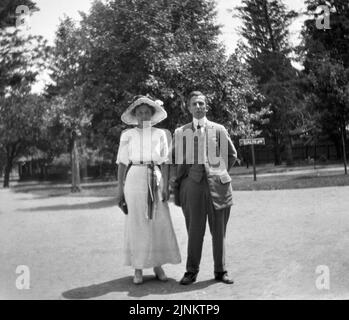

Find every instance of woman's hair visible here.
[131,104,156,116]
[129,95,156,116]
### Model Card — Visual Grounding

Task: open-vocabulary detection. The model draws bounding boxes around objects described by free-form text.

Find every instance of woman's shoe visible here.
[153,266,168,282]
[133,269,143,284]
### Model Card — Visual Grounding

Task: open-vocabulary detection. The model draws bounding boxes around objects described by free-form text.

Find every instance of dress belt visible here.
[130,161,155,166]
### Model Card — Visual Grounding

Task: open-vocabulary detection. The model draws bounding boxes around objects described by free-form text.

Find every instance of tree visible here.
[236,0,304,165]
[302,0,349,70]
[79,0,267,142]
[149,48,270,138]
[46,17,92,191]
[0,29,49,96]
[306,58,349,173]
[0,1,51,186]
[46,91,91,191]
[0,93,48,187]
[75,0,223,155]
[0,27,50,187]
[47,0,269,175]
[300,0,349,173]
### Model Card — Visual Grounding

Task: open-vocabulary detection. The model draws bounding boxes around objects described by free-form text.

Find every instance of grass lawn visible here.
[230,172,349,190]
[9,166,349,197]
[232,161,345,175]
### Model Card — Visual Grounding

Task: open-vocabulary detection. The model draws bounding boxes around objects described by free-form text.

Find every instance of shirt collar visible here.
[193,116,207,128]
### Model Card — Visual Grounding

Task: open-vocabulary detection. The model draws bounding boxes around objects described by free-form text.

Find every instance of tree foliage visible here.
[47,0,268,164]
[0,29,49,96]
[0,26,50,186]
[236,0,304,165]
[0,93,48,187]
[300,0,349,170]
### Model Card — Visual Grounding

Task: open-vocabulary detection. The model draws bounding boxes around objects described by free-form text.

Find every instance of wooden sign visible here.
[239,138,265,146]
[239,137,265,181]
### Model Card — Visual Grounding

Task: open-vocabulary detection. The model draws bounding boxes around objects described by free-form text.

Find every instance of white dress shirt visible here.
[193,117,207,133]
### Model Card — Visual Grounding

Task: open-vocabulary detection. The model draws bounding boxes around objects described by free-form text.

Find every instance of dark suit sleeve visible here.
[221,127,237,171]
[171,128,184,206]
[171,129,177,165]
[171,128,183,177]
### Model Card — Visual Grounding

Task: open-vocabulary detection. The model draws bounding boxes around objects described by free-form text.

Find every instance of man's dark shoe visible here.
[179,272,198,285]
[214,271,234,284]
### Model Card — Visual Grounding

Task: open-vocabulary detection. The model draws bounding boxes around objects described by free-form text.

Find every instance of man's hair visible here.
[187,91,207,106]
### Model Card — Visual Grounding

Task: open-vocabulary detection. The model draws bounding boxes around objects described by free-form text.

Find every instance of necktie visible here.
[194,124,204,164]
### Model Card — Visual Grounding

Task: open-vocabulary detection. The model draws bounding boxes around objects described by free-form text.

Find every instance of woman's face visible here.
[134,104,154,126]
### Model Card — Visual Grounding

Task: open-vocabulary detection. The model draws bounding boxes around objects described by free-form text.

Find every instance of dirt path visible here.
[1,186,349,300]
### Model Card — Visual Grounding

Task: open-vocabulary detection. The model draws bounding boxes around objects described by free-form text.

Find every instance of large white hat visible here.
[121,96,167,126]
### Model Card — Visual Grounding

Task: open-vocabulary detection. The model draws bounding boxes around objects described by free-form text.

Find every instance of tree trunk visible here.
[70,132,81,192]
[3,154,13,188]
[3,143,18,188]
[3,162,12,188]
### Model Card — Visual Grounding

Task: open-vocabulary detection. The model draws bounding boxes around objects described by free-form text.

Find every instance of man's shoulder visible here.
[206,120,227,132]
[174,120,228,132]
[174,122,192,133]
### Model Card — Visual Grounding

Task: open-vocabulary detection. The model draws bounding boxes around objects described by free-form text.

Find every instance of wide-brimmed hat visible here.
[121,96,167,125]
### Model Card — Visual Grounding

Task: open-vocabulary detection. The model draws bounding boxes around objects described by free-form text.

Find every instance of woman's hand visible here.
[116,185,124,205]
[161,164,170,202]
[116,163,126,205]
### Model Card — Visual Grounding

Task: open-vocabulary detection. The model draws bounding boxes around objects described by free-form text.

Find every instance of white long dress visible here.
[116,127,181,269]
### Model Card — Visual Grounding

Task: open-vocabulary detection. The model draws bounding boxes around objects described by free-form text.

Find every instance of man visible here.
[173,91,238,285]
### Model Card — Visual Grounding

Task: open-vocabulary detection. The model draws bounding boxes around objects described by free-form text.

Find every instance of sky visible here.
[216,0,307,51]
[25,0,307,92]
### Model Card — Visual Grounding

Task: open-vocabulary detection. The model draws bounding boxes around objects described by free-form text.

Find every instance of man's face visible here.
[188,95,208,120]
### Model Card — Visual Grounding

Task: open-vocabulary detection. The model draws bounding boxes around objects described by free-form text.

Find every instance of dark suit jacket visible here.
[172,120,238,210]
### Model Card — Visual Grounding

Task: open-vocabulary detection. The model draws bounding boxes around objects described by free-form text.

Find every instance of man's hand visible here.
[161,187,170,202]
[169,177,177,189]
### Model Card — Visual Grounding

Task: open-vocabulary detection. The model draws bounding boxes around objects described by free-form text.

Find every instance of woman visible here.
[115,95,181,284]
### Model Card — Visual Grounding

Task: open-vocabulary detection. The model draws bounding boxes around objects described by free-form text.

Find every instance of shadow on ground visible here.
[18,198,118,212]
[61,276,217,299]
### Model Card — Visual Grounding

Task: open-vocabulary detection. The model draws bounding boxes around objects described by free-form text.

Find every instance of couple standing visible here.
[115,91,238,285]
